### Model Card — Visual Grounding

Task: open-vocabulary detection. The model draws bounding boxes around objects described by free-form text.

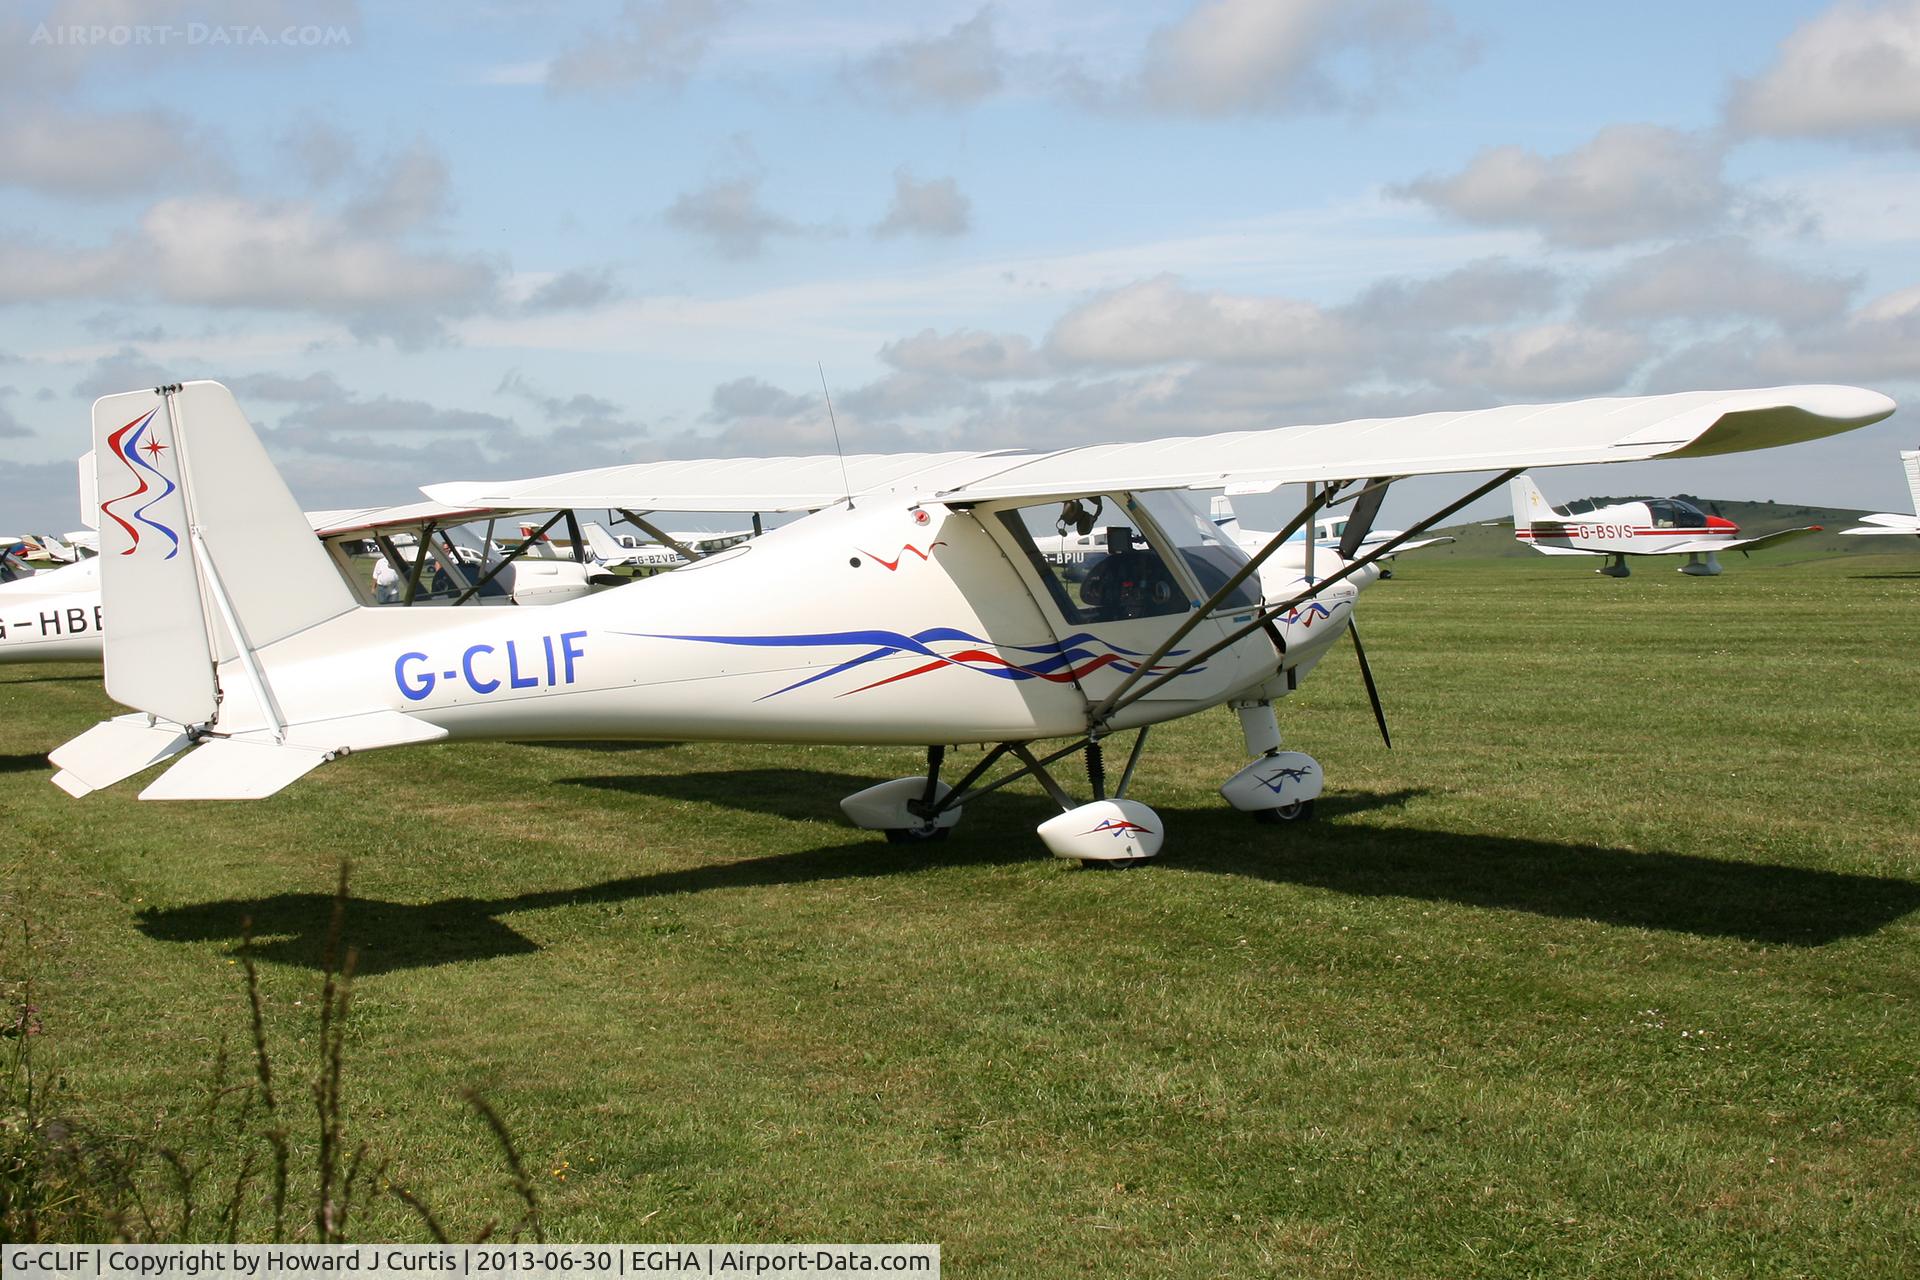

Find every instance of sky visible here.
[3,0,1920,533]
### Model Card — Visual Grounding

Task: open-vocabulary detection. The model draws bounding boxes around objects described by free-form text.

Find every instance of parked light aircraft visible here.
[0,555,103,660]
[1207,496,1453,567]
[580,521,687,572]
[49,381,1893,864]
[1509,474,1820,576]
[1839,449,1920,539]
[1,483,609,666]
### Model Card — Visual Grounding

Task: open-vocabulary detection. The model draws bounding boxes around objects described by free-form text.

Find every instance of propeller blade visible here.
[1348,618,1392,750]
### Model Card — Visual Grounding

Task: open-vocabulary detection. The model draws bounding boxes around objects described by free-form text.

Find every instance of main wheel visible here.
[884,824,951,844]
[1253,799,1316,824]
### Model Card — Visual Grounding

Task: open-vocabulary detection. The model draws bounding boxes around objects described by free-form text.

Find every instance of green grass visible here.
[4,551,1919,1272]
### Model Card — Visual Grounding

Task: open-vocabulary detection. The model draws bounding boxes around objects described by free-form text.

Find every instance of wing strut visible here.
[1085,482,1346,724]
[1097,468,1521,723]
[452,510,568,604]
[617,509,703,562]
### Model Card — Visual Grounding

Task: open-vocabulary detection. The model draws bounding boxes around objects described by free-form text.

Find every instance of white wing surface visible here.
[423,386,1894,512]
[1654,527,1820,555]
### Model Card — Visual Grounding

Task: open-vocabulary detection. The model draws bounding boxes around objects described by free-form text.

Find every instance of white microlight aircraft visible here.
[1509,474,1821,577]
[49,381,1892,865]
[1839,449,1920,540]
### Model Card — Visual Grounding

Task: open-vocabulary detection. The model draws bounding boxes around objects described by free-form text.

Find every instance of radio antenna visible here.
[818,362,853,509]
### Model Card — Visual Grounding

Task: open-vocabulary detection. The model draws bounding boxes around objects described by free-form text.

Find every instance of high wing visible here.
[305,499,543,538]
[1841,514,1920,535]
[425,386,1894,511]
[426,451,1013,513]
[1651,526,1820,555]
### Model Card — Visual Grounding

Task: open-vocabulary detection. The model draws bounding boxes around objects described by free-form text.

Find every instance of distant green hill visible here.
[1423,497,1897,564]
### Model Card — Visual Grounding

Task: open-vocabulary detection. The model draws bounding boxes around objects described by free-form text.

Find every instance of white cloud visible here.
[226,370,352,404]
[1421,323,1650,397]
[838,371,987,418]
[341,140,452,235]
[547,0,738,94]
[872,171,971,239]
[1045,274,1367,369]
[1729,0,1920,144]
[878,328,1049,380]
[2,195,498,341]
[1343,258,1561,328]
[0,393,30,439]
[1393,125,1736,247]
[519,267,625,313]
[665,175,811,259]
[1643,279,1920,389]
[845,7,1006,109]
[1098,0,1458,116]
[1581,238,1857,328]
[69,347,186,399]
[0,107,223,198]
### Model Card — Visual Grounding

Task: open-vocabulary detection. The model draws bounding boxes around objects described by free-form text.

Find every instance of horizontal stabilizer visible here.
[49,715,192,797]
[139,738,331,801]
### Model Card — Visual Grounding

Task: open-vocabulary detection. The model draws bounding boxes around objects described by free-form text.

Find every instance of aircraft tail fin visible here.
[1508,474,1561,536]
[1903,449,1920,517]
[1209,494,1243,538]
[60,383,446,799]
[91,382,357,728]
[77,451,98,531]
[581,520,628,564]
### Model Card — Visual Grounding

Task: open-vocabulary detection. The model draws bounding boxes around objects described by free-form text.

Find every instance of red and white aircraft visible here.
[1509,475,1820,577]
[1839,449,1920,540]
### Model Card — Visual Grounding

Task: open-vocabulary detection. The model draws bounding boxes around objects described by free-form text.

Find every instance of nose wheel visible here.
[1252,798,1316,824]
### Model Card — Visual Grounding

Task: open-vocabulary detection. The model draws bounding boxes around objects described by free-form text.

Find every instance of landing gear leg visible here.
[839,744,961,842]
[1220,699,1323,822]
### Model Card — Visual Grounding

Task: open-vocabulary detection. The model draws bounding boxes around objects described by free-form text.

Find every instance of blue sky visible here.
[4,0,1919,532]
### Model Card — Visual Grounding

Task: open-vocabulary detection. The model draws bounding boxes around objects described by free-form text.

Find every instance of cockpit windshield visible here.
[995,490,1260,625]
[1646,498,1706,529]
[1133,490,1261,612]
[998,494,1186,624]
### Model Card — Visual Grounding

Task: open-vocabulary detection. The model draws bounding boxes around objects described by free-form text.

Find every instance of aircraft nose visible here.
[1708,515,1738,531]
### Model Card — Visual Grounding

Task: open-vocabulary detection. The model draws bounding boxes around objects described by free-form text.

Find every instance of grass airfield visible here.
[3,550,1918,1274]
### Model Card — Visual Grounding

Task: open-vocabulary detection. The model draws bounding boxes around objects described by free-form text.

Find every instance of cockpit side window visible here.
[996,495,1188,624]
[1647,498,1704,529]
[1135,490,1262,613]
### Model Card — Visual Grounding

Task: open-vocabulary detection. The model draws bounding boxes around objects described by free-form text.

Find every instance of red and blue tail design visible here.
[620,626,1202,699]
[101,408,181,560]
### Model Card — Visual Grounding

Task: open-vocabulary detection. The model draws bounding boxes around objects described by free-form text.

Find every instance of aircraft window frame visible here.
[1132,489,1262,615]
[993,494,1193,626]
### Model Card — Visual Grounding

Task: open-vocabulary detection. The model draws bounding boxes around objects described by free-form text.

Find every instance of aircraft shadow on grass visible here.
[0,753,52,775]
[134,770,1920,973]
